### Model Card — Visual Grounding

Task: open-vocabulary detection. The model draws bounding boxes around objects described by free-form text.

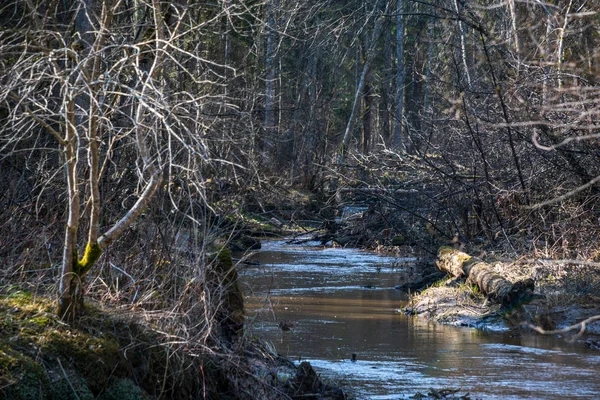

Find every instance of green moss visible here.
[6,289,31,302]
[0,291,56,343]
[75,242,103,276]
[0,346,46,400]
[215,248,233,271]
[209,249,245,342]
[0,292,122,396]
[48,371,94,400]
[0,291,229,400]
[25,315,51,328]
[98,378,145,400]
[44,330,121,393]
[3,288,53,313]
[391,234,406,246]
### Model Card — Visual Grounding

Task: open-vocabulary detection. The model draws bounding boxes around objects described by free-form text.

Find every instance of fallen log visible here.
[435,246,537,308]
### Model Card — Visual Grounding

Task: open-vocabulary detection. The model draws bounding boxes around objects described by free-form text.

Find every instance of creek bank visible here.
[307,201,600,338]
[240,188,600,340]
[0,288,347,400]
[404,248,600,337]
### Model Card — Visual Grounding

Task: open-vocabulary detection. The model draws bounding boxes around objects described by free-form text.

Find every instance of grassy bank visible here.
[0,287,345,400]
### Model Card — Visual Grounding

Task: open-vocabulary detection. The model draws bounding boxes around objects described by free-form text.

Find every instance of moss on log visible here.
[207,248,244,343]
[435,246,536,308]
[436,246,472,278]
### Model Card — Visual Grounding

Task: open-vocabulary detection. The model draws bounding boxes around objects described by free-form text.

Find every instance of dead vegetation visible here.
[0,286,346,400]
[405,250,600,336]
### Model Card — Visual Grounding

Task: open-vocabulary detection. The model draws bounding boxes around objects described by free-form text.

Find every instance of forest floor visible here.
[0,288,347,400]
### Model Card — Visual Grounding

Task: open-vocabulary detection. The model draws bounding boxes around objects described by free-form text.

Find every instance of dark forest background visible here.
[1,0,600,323]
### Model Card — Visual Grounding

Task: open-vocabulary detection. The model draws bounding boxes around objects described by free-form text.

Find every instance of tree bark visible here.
[381,13,392,142]
[422,15,434,122]
[507,0,520,64]
[556,0,574,89]
[393,0,405,149]
[362,34,373,155]
[264,0,278,135]
[57,99,82,322]
[57,0,96,322]
[303,49,319,186]
[435,247,536,308]
[453,0,471,89]
[57,0,163,322]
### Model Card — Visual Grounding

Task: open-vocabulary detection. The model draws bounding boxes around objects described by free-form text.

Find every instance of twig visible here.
[232,258,260,266]
[57,358,81,400]
[528,315,600,335]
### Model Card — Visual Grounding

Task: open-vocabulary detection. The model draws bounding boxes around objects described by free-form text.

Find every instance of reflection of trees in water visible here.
[243,244,600,398]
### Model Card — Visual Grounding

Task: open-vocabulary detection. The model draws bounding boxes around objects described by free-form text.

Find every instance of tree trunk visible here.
[453,0,471,89]
[556,0,574,89]
[264,0,278,136]
[542,8,554,105]
[507,0,520,65]
[57,0,163,322]
[221,0,231,102]
[362,34,373,155]
[57,100,81,321]
[422,15,434,122]
[406,12,426,140]
[381,13,392,142]
[207,249,244,343]
[393,0,405,149]
[303,49,319,187]
[361,81,372,155]
[435,247,536,308]
[57,0,94,320]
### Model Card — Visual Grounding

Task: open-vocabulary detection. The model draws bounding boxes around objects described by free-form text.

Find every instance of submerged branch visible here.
[528,315,600,336]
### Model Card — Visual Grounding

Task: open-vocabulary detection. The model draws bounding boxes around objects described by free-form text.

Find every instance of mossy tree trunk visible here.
[206,249,245,343]
[57,0,165,322]
[57,242,103,321]
[57,0,103,322]
[435,246,536,308]
[57,98,83,321]
[57,165,162,322]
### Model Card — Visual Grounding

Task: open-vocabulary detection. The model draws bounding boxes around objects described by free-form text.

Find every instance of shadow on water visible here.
[239,240,600,399]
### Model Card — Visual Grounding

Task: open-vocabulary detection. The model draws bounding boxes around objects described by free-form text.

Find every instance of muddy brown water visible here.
[239,240,600,399]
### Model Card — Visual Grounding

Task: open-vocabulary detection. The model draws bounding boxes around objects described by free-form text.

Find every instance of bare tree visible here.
[0,0,226,321]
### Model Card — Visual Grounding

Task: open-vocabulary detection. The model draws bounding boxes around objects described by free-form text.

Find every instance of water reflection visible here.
[240,240,600,399]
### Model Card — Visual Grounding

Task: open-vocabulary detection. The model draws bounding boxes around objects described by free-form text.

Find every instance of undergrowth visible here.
[0,284,345,400]
[0,287,231,400]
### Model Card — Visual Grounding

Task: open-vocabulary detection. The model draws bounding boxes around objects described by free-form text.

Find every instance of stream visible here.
[239,240,600,399]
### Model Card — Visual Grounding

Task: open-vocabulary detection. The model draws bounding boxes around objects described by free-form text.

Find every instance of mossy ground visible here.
[0,287,223,400]
[0,286,345,400]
